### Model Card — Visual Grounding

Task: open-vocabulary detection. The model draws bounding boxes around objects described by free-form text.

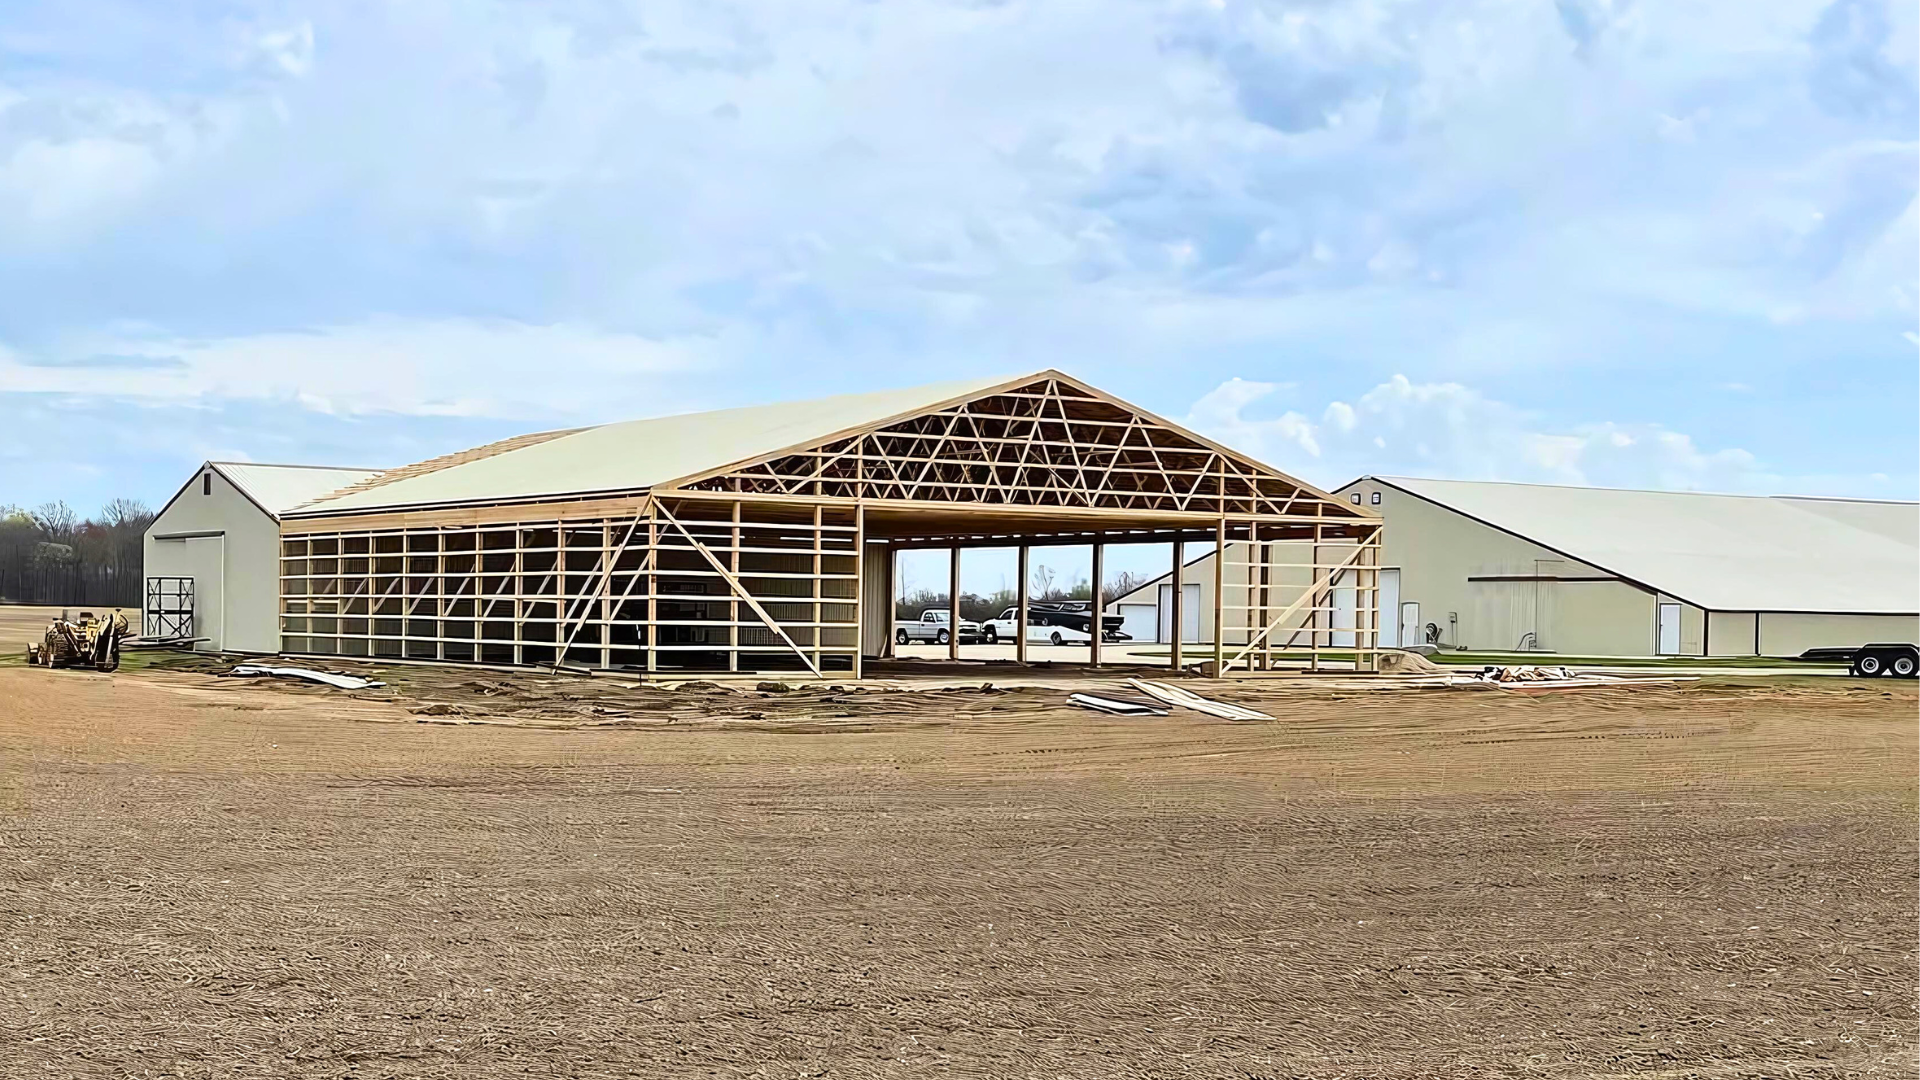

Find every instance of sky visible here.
[3,0,1916,590]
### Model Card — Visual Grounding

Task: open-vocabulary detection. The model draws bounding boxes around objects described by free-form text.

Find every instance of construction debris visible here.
[1378,649,1446,676]
[225,664,386,691]
[1127,679,1273,721]
[1068,692,1169,716]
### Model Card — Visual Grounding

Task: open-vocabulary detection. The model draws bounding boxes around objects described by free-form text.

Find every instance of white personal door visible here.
[1378,569,1401,649]
[1656,603,1682,655]
[1400,602,1420,647]
[1157,583,1201,644]
[1331,571,1356,647]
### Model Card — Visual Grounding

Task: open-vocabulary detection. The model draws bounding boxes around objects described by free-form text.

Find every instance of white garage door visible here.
[1117,603,1157,644]
[1158,583,1202,644]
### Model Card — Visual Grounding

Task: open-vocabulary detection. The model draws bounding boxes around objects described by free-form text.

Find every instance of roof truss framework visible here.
[276,372,1383,677]
[675,376,1357,520]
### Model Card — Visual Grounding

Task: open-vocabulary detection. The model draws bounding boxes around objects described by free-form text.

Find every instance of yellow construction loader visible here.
[27,610,130,672]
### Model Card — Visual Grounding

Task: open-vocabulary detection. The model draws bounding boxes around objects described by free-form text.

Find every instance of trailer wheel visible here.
[1893,652,1917,679]
[1855,652,1884,677]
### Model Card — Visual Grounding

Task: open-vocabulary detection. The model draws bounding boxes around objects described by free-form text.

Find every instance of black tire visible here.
[1894,653,1918,679]
[896,629,909,645]
[1855,652,1884,677]
[936,629,949,645]
[1050,630,1064,646]
[984,626,998,645]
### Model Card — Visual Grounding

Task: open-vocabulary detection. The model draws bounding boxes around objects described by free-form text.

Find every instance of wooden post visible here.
[1310,518,1324,673]
[436,533,446,662]
[1089,540,1104,668]
[729,501,741,673]
[1212,518,1225,676]
[645,507,658,675]
[1169,538,1184,671]
[852,505,865,680]
[948,546,961,661]
[1254,521,1269,673]
[812,504,823,676]
[1016,544,1030,665]
[600,522,612,670]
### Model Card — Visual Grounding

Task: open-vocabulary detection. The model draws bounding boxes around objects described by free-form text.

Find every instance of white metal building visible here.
[144,462,382,653]
[1108,476,1918,658]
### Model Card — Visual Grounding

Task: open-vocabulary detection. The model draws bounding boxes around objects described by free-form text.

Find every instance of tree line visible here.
[0,499,156,610]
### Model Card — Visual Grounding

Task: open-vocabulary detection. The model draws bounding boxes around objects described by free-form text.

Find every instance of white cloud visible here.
[1189,374,1769,493]
[0,0,1910,500]
[1,318,705,419]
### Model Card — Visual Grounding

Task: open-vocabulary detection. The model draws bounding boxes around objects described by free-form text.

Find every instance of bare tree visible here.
[1029,563,1055,599]
[33,500,76,539]
[102,498,153,529]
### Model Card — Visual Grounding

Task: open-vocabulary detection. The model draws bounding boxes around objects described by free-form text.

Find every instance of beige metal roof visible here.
[1374,476,1919,614]
[211,463,384,518]
[293,374,1023,516]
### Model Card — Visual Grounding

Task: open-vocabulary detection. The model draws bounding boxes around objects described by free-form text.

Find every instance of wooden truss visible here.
[677,375,1363,521]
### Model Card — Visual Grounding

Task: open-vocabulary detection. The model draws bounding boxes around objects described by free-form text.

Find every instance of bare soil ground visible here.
[0,654,1914,1078]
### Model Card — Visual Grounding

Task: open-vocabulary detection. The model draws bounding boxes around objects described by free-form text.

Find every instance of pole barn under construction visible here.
[275,371,1383,677]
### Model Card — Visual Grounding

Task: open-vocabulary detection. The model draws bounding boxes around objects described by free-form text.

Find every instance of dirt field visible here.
[0,655,1914,1078]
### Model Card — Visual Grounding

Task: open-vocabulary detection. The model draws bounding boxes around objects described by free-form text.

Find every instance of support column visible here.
[1213,519,1225,676]
[729,501,742,673]
[645,508,658,675]
[600,523,612,670]
[1169,539,1184,671]
[1089,541,1104,668]
[853,505,866,679]
[1016,545,1030,665]
[948,546,961,661]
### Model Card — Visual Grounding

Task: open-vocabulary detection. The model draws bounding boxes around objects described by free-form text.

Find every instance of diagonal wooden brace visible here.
[655,501,825,680]
[1223,543,1371,670]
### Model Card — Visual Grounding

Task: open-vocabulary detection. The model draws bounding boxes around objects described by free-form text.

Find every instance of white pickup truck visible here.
[894,609,982,645]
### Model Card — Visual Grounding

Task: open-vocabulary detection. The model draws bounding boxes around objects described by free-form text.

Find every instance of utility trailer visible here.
[1798,643,1918,679]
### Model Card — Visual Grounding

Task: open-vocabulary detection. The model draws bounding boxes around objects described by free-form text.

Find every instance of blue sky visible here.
[3,0,1915,549]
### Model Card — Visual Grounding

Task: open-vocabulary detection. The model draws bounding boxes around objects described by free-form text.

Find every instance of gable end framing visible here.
[667,372,1369,519]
